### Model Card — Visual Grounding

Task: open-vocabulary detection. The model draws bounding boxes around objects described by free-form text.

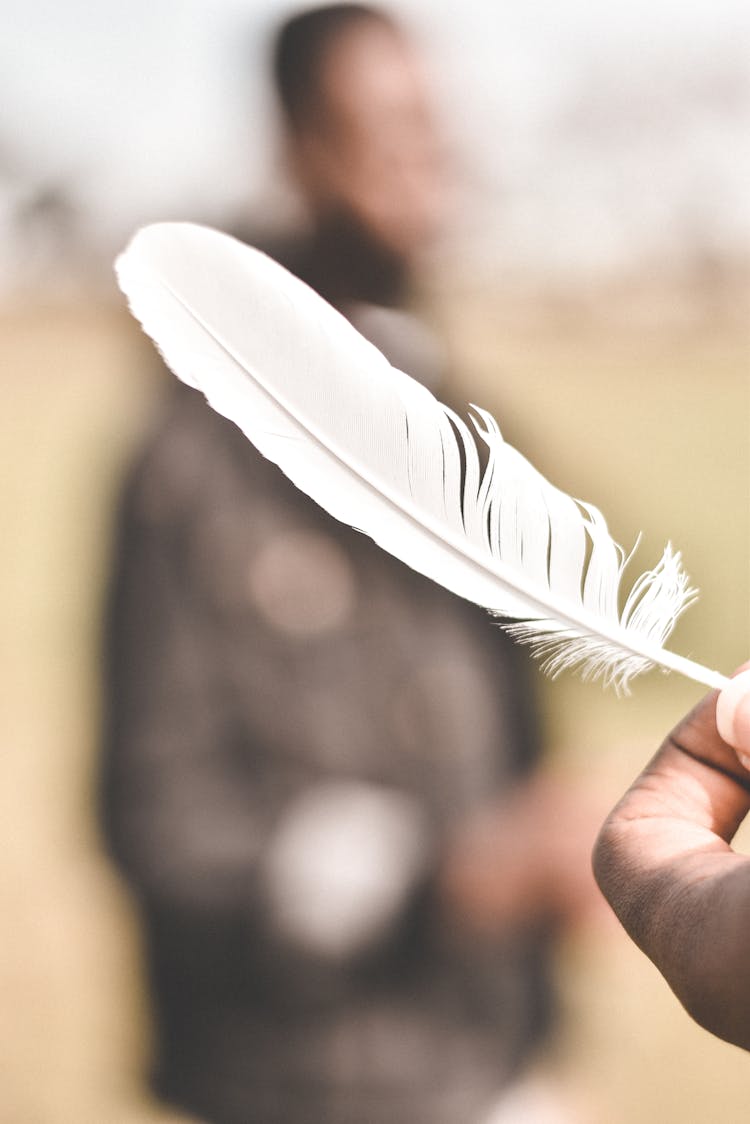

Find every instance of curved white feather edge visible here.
[115,222,727,693]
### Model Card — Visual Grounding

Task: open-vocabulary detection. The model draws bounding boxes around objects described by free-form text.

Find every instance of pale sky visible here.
[3,0,749,279]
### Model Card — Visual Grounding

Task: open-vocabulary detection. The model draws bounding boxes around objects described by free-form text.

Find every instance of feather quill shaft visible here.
[115,222,728,694]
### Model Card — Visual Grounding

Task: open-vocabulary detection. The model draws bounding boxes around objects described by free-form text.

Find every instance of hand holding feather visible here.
[115,222,728,694]
[594,669,750,1048]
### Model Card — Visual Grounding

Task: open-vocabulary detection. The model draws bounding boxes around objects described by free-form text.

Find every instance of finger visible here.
[593,681,750,921]
[644,661,750,842]
[717,667,750,766]
[595,666,750,891]
[659,687,750,840]
[598,661,750,847]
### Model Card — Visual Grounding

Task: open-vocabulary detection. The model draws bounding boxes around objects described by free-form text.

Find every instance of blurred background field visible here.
[2,284,747,1123]
[2,0,749,1120]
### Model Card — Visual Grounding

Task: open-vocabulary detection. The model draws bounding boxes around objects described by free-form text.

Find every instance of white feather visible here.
[115,223,727,693]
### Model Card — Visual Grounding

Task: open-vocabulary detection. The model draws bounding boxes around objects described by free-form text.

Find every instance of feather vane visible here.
[115,223,727,693]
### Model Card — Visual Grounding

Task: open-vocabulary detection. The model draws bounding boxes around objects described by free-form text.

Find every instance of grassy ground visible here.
[0,287,747,1122]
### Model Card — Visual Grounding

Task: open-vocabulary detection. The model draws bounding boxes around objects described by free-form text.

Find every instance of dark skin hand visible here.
[593,665,750,1050]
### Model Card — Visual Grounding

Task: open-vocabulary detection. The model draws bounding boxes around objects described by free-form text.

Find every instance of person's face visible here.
[291,22,447,261]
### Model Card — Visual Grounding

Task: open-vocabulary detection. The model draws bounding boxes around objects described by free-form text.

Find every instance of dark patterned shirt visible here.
[100,230,553,1124]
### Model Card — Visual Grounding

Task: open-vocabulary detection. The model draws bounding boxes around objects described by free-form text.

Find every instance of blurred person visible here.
[594,666,750,1052]
[245,0,449,379]
[101,6,597,1123]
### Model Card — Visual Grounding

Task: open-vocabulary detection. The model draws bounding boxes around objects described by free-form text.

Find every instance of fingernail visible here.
[716,668,750,753]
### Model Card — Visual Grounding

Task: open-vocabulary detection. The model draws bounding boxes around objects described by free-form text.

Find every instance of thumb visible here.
[716,665,750,769]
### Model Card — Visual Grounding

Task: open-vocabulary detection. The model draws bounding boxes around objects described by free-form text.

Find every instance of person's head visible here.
[273,4,445,262]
